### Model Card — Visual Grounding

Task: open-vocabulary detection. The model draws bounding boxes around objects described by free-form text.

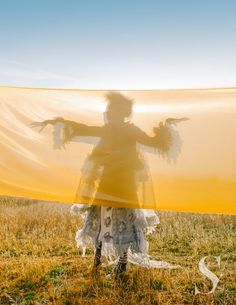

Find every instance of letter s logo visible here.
[195,256,221,295]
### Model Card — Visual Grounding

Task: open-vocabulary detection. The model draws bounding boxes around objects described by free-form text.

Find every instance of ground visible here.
[0,197,235,305]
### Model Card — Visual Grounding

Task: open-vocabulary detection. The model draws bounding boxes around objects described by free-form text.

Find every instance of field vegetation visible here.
[0,197,235,305]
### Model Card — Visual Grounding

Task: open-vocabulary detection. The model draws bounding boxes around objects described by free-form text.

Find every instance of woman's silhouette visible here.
[32,91,187,277]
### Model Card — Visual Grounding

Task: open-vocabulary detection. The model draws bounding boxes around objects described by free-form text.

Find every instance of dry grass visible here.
[0,197,235,305]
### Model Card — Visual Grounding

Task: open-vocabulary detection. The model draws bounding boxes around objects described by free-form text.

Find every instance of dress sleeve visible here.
[51,118,103,149]
[63,120,103,142]
[133,123,171,152]
[132,122,184,163]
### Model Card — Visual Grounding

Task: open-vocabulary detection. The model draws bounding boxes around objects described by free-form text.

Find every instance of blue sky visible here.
[0,0,235,89]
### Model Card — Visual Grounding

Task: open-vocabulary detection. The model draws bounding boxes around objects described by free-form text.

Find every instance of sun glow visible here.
[81,100,236,114]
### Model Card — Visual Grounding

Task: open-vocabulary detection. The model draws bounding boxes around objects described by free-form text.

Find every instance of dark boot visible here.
[114,252,128,278]
[93,241,102,268]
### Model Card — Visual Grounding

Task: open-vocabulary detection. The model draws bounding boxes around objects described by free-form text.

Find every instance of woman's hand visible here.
[30,117,64,132]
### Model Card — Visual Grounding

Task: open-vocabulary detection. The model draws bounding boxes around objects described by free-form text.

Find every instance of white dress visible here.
[52,119,183,268]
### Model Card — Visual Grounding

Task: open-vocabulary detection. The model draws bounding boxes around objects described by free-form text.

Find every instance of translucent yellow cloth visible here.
[0,86,235,214]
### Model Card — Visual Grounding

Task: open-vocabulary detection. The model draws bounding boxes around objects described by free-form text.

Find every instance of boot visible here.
[114,252,128,278]
[93,241,102,268]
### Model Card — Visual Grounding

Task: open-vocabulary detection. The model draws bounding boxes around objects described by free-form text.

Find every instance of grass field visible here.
[0,197,235,305]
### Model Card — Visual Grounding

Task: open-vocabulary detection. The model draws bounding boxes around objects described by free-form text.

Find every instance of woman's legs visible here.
[94,241,102,267]
[94,243,128,272]
[115,251,128,275]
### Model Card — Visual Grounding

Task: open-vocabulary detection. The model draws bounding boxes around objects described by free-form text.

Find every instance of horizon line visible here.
[0,85,236,92]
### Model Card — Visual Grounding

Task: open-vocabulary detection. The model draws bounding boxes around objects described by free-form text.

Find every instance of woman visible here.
[32,91,187,277]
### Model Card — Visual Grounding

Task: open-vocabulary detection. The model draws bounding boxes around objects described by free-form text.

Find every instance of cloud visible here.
[0,61,82,87]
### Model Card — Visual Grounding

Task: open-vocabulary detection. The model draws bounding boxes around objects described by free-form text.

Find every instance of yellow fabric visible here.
[0,86,235,214]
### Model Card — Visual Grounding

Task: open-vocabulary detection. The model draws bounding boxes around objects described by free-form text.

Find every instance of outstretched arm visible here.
[134,122,171,152]
[31,117,102,140]
[62,119,102,141]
